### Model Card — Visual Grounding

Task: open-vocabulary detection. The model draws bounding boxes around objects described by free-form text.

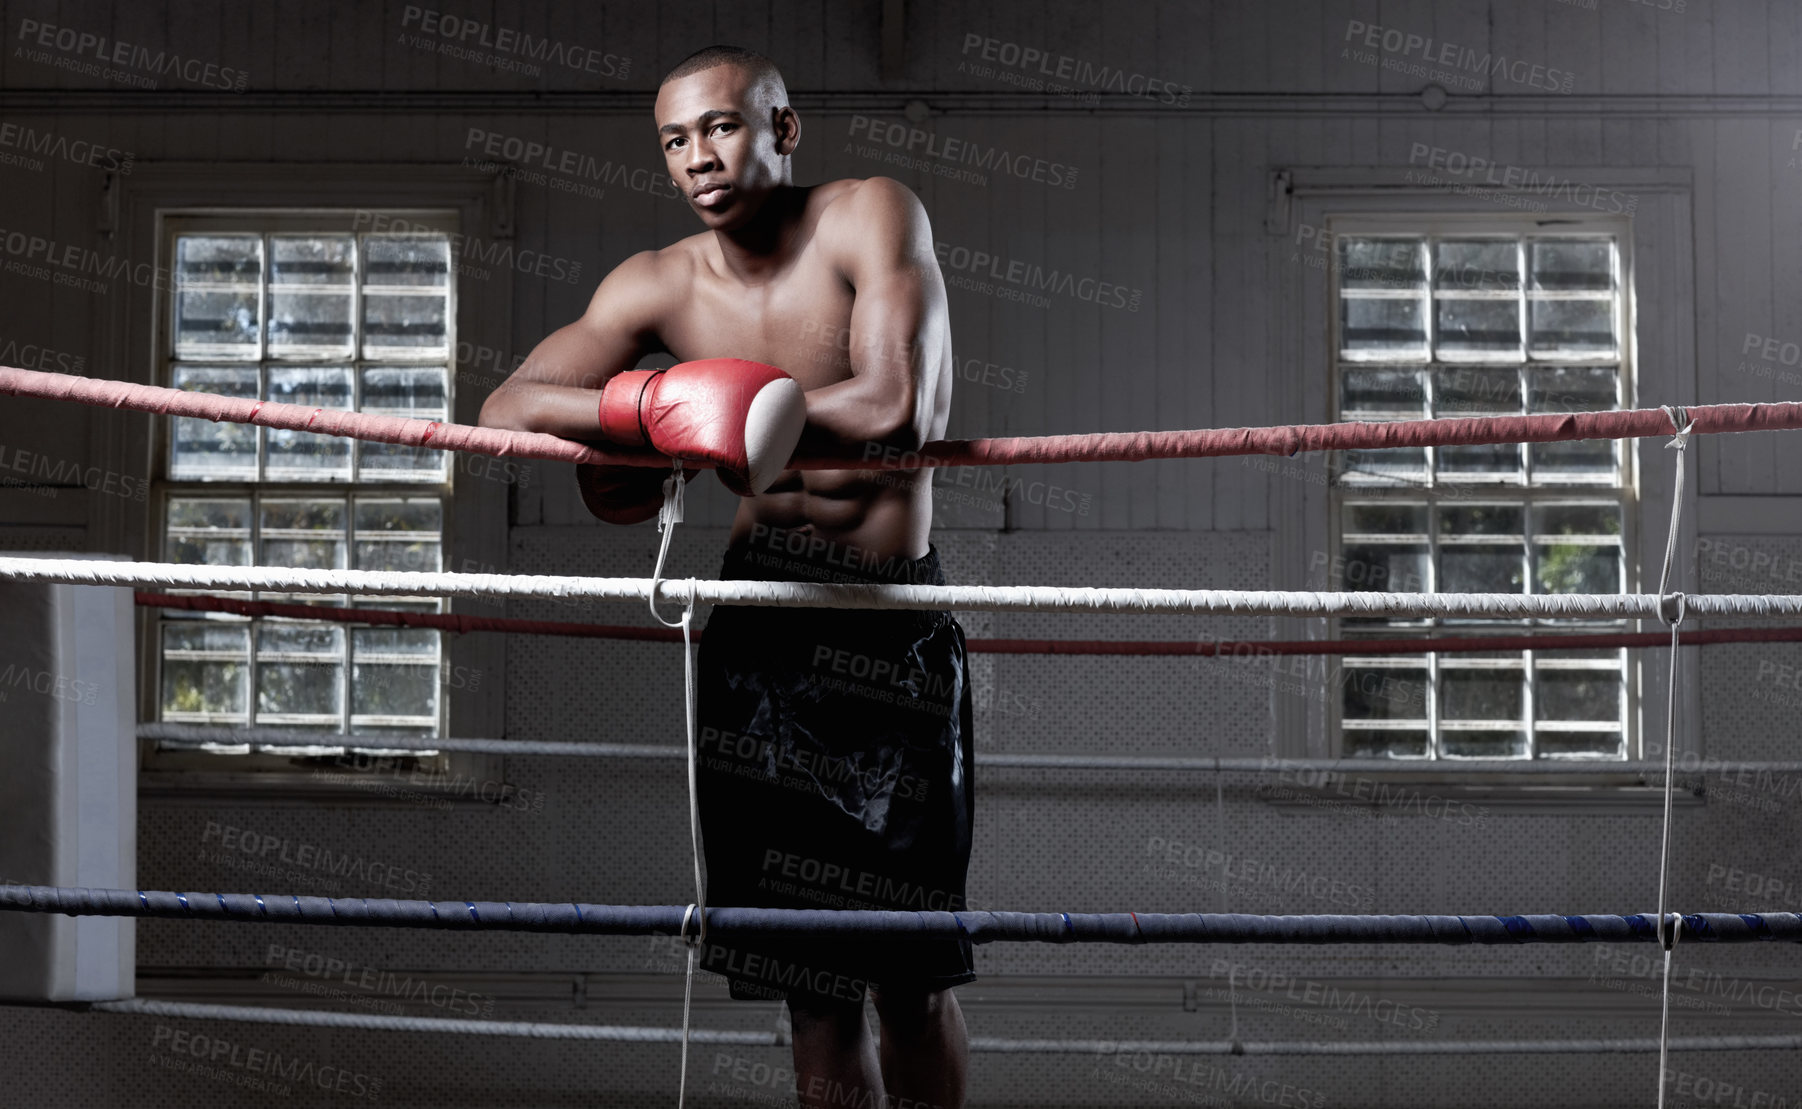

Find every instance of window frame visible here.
[98,165,513,802]
[1264,169,1699,786]
[1324,224,1637,762]
[149,214,458,764]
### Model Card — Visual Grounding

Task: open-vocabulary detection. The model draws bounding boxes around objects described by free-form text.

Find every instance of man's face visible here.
[654,65,795,230]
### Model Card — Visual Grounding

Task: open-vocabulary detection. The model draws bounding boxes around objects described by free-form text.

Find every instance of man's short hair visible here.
[660,44,788,110]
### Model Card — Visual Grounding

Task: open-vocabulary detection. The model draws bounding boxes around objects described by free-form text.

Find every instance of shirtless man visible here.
[479,45,973,1109]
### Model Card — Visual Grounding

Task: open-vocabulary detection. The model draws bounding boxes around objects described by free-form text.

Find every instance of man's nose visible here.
[685,139,719,173]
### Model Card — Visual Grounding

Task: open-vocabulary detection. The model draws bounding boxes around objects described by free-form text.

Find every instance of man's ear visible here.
[773,105,801,157]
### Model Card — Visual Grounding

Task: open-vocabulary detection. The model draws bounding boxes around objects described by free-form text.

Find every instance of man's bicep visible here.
[513,252,665,390]
[842,179,948,374]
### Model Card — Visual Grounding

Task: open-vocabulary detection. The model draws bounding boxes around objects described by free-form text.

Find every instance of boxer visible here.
[479,44,971,1109]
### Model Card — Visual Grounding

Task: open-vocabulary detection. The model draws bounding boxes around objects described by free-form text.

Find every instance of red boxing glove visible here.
[597,358,806,495]
[576,463,698,526]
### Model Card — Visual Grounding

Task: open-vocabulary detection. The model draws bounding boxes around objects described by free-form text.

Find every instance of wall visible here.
[0,1,1799,1106]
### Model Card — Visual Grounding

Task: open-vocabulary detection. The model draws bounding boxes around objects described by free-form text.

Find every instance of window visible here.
[1329,231,1632,760]
[154,220,455,755]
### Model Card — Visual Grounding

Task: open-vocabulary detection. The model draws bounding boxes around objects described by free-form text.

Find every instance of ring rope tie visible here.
[1652,405,1693,1105]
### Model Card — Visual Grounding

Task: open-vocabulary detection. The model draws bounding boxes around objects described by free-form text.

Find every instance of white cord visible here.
[1652,407,1692,1108]
[1657,913,1682,1109]
[644,461,706,1109]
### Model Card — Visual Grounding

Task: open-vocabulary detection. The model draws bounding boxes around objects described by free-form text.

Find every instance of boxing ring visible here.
[4,364,1802,1105]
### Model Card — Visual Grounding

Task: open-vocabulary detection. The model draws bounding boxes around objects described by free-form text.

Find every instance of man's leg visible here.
[870,986,968,1109]
[789,995,884,1108]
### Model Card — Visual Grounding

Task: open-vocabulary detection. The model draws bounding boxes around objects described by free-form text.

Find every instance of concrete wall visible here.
[1,1,1799,1105]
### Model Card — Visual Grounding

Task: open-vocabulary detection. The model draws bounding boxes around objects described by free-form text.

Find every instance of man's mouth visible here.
[693,182,731,205]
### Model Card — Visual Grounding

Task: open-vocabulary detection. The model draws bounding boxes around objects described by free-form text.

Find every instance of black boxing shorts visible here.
[693,526,977,1005]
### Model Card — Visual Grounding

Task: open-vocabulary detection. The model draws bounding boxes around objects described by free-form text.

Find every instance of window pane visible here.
[260,498,347,606]
[1528,298,1615,357]
[1442,729,1528,759]
[1441,667,1524,721]
[1530,366,1619,412]
[1340,543,1430,594]
[1340,445,1428,483]
[362,237,450,361]
[1532,503,1622,596]
[1438,443,1521,479]
[1440,504,1524,535]
[255,622,343,725]
[1343,503,1428,536]
[1529,367,1621,479]
[169,366,259,480]
[1441,544,1525,594]
[1533,503,1621,537]
[161,622,250,722]
[355,497,443,574]
[1341,368,1425,417]
[1530,241,1612,292]
[1343,728,1430,759]
[166,497,252,566]
[1435,241,1520,292]
[1536,670,1622,722]
[1437,367,1521,415]
[266,366,354,481]
[359,367,449,481]
[1441,670,1524,718]
[1340,238,1426,288]
[174,236,263,360]
[353,627,440,725]
[1342,663,1429,721]
[1341,296,1428,359]
[1534,543,1620,594]
[1537,730,1623,759]
[268,236,355,360]
[1434,297,1520,360]
[259,499,347,567]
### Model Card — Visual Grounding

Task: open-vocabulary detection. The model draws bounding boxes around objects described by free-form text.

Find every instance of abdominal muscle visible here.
[728,466,933,565]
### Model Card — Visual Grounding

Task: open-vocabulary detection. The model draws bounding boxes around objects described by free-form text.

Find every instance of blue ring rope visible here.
[5,884,1801,945]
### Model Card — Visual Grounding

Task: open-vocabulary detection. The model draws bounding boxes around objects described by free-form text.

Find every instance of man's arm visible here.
[477,251,665,438]
[802,177,948,453]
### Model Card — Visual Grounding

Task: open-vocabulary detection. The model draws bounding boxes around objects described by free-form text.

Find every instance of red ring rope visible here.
[134,592,1802,657]
[6,365,1802,470]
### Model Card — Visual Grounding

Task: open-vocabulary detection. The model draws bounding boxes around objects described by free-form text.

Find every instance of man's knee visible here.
[871,985,953,1032]
[787,993,866,1036]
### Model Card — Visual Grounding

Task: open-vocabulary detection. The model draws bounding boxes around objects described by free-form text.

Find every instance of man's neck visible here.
[710,185,804,284]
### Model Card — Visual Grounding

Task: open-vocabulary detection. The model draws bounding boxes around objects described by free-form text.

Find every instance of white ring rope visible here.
[83,999,1802,1056]
[130,729,1802,775]
[8,556,1802,618]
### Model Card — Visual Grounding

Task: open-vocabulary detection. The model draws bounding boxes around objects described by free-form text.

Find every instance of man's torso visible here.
[638,179,952,561]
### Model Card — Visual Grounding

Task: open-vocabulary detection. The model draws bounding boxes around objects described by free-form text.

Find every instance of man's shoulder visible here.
[617,234,708,279]
[590,236,704,308]
[811,178,929,263]
[811,175,921,222]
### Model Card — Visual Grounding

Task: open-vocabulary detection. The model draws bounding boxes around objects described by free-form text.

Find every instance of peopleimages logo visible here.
[1343,19,1574,93]
[14,19,250,91]
[932,240,1143,312]
[847,115,1079,190]
[958,34,1192,106]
